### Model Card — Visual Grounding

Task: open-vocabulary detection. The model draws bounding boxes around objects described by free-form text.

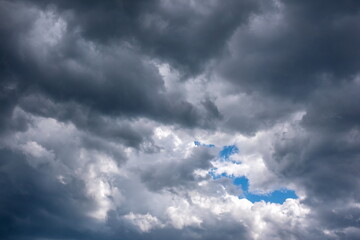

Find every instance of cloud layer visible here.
[1,0,360,239]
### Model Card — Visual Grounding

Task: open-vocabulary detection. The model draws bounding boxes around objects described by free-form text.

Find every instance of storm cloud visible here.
[1,0,360,239]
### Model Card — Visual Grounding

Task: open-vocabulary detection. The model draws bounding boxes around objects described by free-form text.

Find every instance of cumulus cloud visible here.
[1,0,360,239]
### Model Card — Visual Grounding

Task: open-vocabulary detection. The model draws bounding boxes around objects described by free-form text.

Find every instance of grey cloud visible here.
[1,0,360,239]
[219,0,360,99]
[27,0,260,75]
[0,0,220,140]
[140,147,215,191]
[218,92,302,135]
[268,80,360,238]
[212,0,360,236]
[19,95,154,149]
[0,148,104,240]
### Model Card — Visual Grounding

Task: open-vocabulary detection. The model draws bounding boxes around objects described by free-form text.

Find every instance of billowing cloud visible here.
[1,0,360,239]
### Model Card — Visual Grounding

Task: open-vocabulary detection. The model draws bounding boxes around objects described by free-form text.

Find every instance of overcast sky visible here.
[1,0,360,239]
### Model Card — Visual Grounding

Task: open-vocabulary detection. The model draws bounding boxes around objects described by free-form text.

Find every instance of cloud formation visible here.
[1,0,360,239]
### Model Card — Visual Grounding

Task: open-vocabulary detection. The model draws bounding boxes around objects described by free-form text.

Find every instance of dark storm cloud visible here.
[0,0,223,140]
[1,0,360,239]
[219,0,360,99]
[0,83,31,134]
[18,94,154,149]
[219,92,302,135]
[27,0,260,75]
[0,1,33,134]
[268,80,360,238]
[0,149,103,240]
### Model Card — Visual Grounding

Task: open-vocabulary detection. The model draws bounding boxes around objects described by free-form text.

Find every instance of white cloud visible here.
[166,201,203,229]
[124,212,164,232]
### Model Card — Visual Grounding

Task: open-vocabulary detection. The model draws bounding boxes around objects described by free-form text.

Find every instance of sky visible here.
[1,0,360,239]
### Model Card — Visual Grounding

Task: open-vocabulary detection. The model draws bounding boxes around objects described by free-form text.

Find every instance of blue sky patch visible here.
[233,176,249,192]
[208,169,229,180]
[243,189,298,204]
[232,176,298,203]
[208,144,298,204]
[220,145,239,160]
[194,141,215,148]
